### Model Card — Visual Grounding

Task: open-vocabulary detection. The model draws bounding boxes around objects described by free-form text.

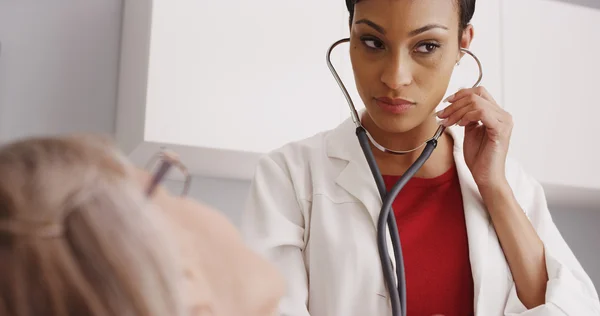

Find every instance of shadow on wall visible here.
[163,176,251,228]
[0,1,122,143]
[550,0,600,10]
[550,208,600,298]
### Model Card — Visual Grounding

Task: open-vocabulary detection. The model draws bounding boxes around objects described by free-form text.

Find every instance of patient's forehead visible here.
[130,165,284,315]
[134,168,152,186]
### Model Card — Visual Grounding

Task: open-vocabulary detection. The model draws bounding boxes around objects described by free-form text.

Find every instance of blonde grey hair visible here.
[0,135,184,316]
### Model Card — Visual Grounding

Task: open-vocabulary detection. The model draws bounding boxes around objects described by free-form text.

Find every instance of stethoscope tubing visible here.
[327,37,483,316]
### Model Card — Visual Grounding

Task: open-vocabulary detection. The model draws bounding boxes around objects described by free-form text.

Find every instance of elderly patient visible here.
[0,136,284,316]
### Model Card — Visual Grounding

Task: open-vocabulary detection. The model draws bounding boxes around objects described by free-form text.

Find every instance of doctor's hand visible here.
[436,86,513,192]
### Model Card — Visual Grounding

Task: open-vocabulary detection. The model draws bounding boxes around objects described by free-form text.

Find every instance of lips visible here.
[375,97,416,114]
[376,97,414,105]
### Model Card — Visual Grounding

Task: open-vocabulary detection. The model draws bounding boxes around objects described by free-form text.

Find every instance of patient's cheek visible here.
[239,247,286,315]
[161,198,284,315]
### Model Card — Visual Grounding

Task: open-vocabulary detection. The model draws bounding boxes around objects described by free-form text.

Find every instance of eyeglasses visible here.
[145,149,191,197]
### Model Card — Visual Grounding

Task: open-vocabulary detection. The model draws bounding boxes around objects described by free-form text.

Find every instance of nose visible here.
[380,53,413,90]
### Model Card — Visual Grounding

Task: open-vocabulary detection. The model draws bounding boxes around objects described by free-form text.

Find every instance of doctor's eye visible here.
[414,42,441,54]
[360,36,385,50]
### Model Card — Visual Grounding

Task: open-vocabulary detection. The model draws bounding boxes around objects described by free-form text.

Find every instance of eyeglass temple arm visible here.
[146,160,172,196]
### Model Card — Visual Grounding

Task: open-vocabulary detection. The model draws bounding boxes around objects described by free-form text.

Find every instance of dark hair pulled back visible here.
[345,0,476,36]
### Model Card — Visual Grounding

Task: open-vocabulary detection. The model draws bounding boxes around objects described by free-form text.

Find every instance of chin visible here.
[365,107,423,134]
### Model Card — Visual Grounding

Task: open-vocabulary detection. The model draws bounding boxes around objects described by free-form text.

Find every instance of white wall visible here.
[0,0,598,291]
[141,0,348,155]
[502,0,600,190]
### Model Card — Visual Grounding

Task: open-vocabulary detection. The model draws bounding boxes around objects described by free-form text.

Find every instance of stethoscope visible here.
[326,38,483,316]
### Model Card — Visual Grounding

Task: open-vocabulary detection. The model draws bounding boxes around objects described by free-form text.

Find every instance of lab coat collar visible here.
[325,116,490,313]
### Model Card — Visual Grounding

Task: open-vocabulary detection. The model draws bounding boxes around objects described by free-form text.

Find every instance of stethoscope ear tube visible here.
[330,37,481,316]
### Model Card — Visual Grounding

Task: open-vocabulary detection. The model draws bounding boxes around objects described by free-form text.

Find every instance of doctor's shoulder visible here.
[501,155,553,216]
[241,123,349,229]
[241,126,339,261]
[249,125,345,191]
[449,126,551,217]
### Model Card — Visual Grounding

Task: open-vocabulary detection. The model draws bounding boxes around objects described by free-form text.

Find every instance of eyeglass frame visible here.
[145,149,191,197]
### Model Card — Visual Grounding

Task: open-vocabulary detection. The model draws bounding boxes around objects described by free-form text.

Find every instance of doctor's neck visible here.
[362,113,455,178]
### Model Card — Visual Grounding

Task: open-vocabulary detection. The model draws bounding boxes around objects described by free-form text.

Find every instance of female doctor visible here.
[242,0,600,315]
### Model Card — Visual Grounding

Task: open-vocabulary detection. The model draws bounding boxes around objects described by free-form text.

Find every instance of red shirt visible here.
[383,165,474,316]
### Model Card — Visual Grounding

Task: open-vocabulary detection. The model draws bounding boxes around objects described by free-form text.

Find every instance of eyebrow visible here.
[354,19,449,37]
[408,24,449,36]
[355,19,387,34]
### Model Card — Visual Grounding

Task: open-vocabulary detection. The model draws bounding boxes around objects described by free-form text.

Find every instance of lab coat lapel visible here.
[447,127,491,314]
[326,118,398,279]
[334,160,383,226]
[326,118,382,228]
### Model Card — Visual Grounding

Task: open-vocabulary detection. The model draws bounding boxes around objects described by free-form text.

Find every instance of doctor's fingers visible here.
[439,96,508,130]
[439,94,501,122]
[437,93,503,121]
[444,86,498,105]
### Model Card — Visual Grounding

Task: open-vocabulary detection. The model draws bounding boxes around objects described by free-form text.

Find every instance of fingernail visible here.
[440,119,449,126]
[443,94,454,103]
[436,109,444,117]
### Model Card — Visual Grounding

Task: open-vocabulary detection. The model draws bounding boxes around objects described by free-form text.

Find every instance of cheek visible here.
[350,47,378,95]
[414,55,456,97]
[416,52,453,80]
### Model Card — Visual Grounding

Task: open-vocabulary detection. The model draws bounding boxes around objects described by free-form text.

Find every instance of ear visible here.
[458,24,475,63]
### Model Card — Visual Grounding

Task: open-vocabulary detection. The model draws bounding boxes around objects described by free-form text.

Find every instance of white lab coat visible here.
[242,117,600,316]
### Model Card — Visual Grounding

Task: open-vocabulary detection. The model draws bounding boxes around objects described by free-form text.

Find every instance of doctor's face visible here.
[349,0,467,133]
